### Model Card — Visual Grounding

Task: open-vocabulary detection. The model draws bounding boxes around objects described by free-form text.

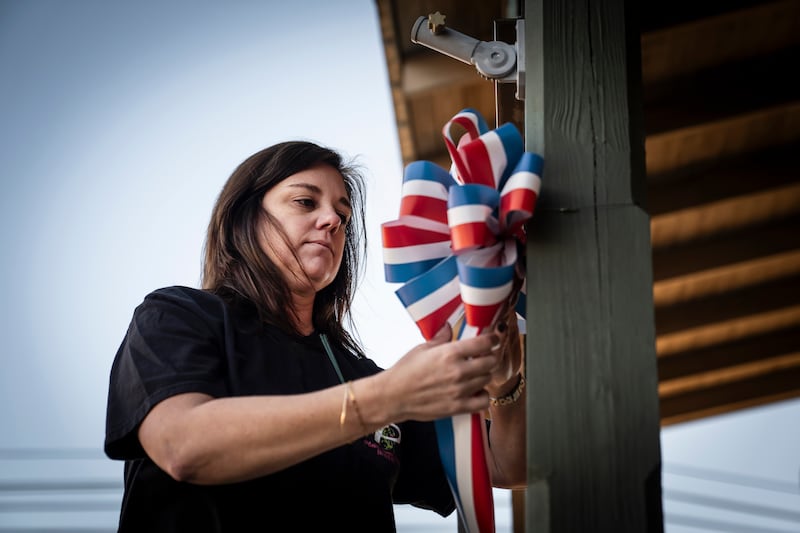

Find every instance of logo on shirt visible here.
[373,423,401,451]
[361,423,401,464]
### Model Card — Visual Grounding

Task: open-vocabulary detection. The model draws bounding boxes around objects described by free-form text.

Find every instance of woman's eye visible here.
[337,213,349,225]
[295,198,315,208]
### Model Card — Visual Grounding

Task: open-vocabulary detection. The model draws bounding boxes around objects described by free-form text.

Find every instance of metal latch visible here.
[410,11,525,100]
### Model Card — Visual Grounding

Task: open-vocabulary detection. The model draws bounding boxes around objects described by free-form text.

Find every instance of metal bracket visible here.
[410,12,525,100]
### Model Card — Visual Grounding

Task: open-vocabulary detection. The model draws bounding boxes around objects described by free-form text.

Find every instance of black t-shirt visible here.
[105,286,455,532]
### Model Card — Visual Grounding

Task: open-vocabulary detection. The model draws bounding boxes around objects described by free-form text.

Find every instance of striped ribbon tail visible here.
[381,108,543,533]
[435,410,494,533]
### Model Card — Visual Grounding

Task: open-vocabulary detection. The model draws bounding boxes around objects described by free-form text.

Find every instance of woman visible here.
[104,141,526,531]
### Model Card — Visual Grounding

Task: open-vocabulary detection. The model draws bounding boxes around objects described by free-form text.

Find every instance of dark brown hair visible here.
[202,141,366,356]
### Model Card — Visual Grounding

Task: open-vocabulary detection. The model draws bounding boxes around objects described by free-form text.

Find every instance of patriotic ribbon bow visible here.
[382,108,543,533]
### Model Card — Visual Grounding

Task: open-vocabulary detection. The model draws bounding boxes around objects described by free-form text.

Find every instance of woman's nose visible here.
[318,206,342,232]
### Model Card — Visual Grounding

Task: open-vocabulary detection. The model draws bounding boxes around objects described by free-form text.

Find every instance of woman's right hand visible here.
[370,323,500,423]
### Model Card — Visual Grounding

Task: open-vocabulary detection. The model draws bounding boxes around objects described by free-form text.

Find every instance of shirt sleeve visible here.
[392,420,456,517]
[104,287,229,460]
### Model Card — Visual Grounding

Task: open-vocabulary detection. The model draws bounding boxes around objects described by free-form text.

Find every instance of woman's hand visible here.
[374,323,500,423]
[374,269,526,423]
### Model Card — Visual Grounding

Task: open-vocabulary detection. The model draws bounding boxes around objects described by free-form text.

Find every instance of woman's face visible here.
[259,164,351,295]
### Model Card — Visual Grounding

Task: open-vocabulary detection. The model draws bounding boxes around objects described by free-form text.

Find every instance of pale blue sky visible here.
[1,1,797,531]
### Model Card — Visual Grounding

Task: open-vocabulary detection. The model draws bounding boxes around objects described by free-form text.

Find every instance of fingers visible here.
[455,331,500,357]
[437,339,498,388]
[443,360,496,411]
[391,324,508,420]
[424,323,498,360]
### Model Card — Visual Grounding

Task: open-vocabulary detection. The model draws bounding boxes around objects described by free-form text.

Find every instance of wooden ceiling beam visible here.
[644,46,800,135]
[647,143,799,214]
[656,275,800,333]
[652,216,800,280]
[659,352,800,398]
[652,215,800,306]
[641,0,800,84]
[659,326,800,378]
[659,366,800,426]
[645,103,800,176]
[657,305,800,357]
[655,276,800,356]
[650,181,800,248]
[653,249,800,308]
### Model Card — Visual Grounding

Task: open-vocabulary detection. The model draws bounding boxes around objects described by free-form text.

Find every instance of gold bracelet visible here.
[339,383,350,429]
[340,381,367,434]
[489,374,525,407]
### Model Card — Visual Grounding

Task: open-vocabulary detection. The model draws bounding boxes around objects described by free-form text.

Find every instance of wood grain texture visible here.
[523,1,662,530]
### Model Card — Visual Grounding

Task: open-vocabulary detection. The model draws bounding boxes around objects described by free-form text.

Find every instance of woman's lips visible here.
[308,240,332,253]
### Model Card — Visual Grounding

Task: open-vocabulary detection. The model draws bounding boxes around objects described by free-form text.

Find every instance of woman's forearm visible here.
[486,386,527,488]
[138,381,385,485]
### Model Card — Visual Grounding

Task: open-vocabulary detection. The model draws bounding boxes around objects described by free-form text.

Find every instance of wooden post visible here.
[522,0,664,531]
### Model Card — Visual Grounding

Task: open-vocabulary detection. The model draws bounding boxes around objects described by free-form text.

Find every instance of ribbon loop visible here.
[448,184,499,253]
